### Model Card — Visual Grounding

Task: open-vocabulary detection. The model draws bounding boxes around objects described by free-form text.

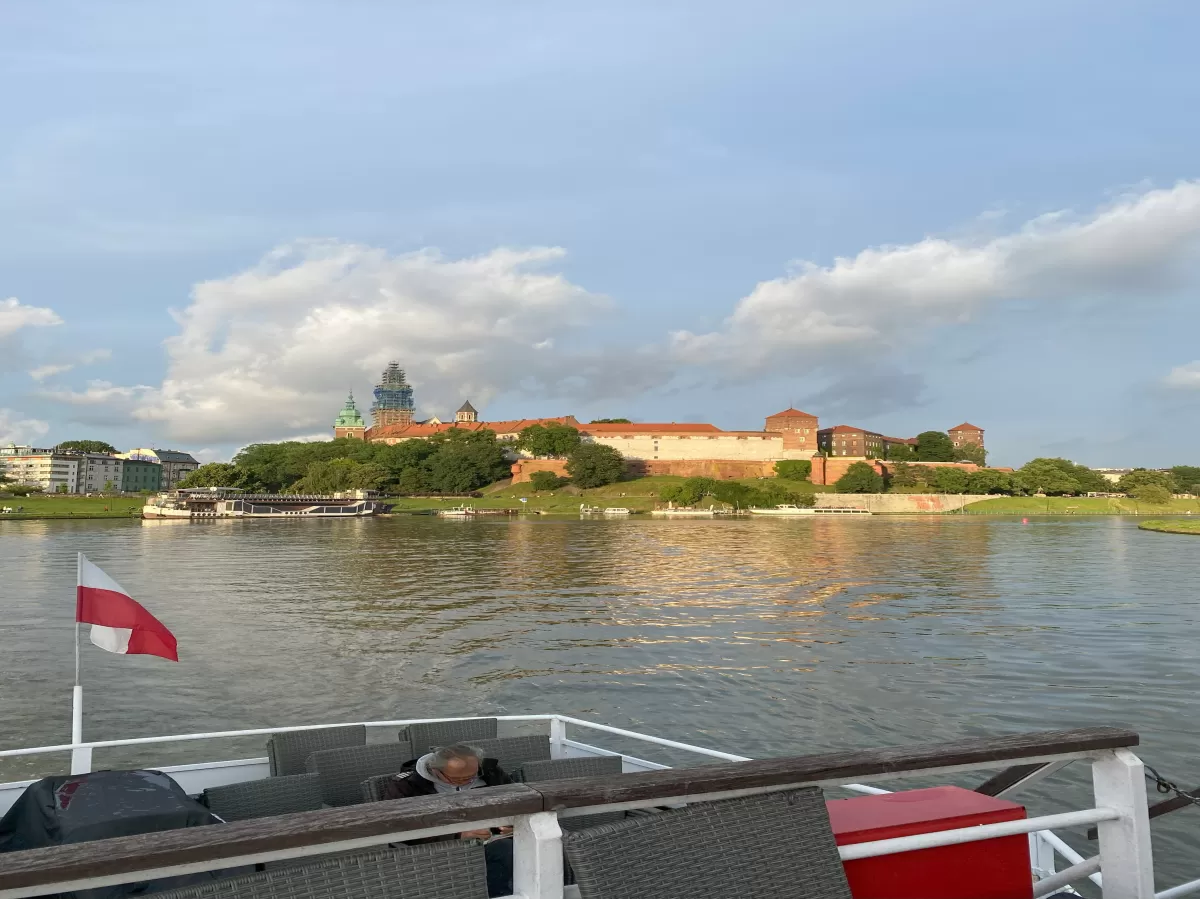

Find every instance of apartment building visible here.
[0,445,79,493]
[118,448,199,488]
[76,453,124,493]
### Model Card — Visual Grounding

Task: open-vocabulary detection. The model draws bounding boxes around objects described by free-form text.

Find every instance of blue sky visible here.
[2,0,1200,467]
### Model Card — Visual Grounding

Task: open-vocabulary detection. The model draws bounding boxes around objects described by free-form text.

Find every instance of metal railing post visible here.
[549,717,566,759]
[512,811,563,899]
[1029,832,1056,882]
[1092,749,1154,899]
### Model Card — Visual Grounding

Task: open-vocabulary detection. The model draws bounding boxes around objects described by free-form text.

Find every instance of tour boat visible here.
[749,504,873,516]
[0,713,1180,899]
[142,488,391,520]
[650,507,717,517]
[580,504,632,516]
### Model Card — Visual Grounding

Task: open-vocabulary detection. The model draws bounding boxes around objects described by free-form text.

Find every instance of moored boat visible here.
[749,504,873,516]
[142,488,391,520]
[437,504,477,518]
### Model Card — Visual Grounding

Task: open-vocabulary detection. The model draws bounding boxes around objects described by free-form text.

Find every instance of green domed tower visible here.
[333,391,367,440]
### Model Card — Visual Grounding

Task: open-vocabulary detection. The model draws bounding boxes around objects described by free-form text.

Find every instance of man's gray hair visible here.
[427,743,484,771]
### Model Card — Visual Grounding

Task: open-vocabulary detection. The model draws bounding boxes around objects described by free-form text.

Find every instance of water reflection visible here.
[4,516,1200,884]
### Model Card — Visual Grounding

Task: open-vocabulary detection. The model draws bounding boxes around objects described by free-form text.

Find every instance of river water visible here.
[2,516,1199,887]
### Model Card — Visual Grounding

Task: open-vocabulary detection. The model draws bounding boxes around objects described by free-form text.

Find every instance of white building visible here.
[577,423,814,463]
[76,453,125,493]
[0,445,79,493]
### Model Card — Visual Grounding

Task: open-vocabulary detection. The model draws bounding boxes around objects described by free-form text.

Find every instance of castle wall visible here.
[585,433,812,463]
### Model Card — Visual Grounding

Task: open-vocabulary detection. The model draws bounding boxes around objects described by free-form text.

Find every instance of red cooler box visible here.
[826,786,1033,899]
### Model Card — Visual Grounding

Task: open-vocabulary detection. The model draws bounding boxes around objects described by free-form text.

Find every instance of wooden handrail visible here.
[528,727,1138,810]
[0,784,542,892]
[0,727,1138,893]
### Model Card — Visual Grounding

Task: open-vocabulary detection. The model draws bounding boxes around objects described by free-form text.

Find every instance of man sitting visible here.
[382,744,513,897]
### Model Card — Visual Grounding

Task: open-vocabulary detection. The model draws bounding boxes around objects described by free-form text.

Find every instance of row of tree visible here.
[659,476,816,509]
[177,426,630,495]
[831,457,1194,502]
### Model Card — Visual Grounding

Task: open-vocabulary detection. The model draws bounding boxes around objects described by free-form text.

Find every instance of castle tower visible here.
[455,400,478,424]
[333,391,366,440]
[764,407,819,453]
[371,362,415,429]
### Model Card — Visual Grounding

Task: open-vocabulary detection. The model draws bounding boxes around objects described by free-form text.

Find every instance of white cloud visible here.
[673,180,1200,373]
[0,409,50,446]
[27,348,112,382]
[0,297,62,338]
[63,241,611,444]
[39,380,154,406]
[1164,362,1200,389]
[28,363,74,381]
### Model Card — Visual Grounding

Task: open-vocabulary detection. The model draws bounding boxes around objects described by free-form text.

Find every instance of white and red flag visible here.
[75,554,178,662]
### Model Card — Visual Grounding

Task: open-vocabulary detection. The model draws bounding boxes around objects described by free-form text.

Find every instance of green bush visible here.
[529,470,569,491]
[834,462,883,493]
[774,459,812,481]
[1131,484,1172,505]
[566,444,625,488]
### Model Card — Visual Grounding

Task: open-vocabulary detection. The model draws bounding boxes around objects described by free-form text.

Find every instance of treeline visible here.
[833,458,1197,503]
[177,425,629,495]
[660,476,816,509]
[179,432,514,495]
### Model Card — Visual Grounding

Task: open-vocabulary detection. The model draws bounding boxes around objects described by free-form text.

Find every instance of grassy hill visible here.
[1139,519,1200,534]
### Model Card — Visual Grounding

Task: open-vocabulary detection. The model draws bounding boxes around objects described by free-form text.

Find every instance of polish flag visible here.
[76,555,178,661]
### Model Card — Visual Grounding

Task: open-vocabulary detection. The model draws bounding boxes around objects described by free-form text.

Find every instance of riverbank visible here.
[1139,519,1200,535]
[965,496,1200,514]
[0,495,143,520]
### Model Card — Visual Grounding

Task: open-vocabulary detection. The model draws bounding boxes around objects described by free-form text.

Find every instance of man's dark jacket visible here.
[380,757,511,800]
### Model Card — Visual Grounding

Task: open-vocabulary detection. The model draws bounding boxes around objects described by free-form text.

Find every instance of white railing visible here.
[0,717,1173,899]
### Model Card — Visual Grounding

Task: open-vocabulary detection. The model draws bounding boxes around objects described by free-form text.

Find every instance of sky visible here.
[2,0,1200,468]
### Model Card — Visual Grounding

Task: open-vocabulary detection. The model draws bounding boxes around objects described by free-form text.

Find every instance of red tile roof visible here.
[579,422,722,434]
[368,416,579,440]
[819,424,871,435]
[766,408,818,419]
[949,422,984,432]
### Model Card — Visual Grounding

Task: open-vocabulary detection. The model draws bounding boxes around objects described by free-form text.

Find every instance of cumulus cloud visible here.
[1164,362,1200,389]
[673,180,1200,374]
[0,297,61,338]
[59,241,618,443]
[0,409,50,445]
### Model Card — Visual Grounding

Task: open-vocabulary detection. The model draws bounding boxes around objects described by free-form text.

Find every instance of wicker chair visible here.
[467,735,550,775]
[515,754,623,783]
[304,741,414,807]
[401,719,497,754]
[562,787,852,899]
[360,772,400,803]
[266,725,366,777]
[202,774,324,822]
[147,842,489,899]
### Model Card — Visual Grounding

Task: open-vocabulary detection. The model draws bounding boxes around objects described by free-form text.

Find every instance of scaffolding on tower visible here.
[371,362,415,428]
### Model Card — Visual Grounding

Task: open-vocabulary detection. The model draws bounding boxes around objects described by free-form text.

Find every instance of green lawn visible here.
[1139,518,1200,534]
[965,495,1200,515]
[0,494,145,520]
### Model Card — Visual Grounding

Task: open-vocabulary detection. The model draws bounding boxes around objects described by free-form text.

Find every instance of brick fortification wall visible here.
[511,458,777,484]
[816,493,993,512]
[810,457,980,486]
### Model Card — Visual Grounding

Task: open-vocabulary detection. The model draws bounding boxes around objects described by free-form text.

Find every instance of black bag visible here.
[0,769,224,897]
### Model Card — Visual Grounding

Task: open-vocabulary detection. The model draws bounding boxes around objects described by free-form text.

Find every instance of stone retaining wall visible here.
[816,493,993,512]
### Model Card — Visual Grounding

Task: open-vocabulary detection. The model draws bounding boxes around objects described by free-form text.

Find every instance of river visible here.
[2,515,1198,887]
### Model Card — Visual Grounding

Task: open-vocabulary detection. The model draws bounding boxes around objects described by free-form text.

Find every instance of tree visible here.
[1016,459,1082,495]
[566,444,624,488]
[589,418,631,424]
[835,461,883,493]
[774,460,812,481]
[1132,484,1171,505]
[966,469,1015,495]
[956,444,987,466]
[929,467,970,494]
[887,461,925,489]
[1169,466,1200,494]
[530,470,568,491]
[177,463,244,489]
[56,440,118,454]
[425,430,512,493]
[886,442,917,461]
[914,432,956,462]
[1117,469,1173,496]
[517,424,581,458]
[102,480,115,494]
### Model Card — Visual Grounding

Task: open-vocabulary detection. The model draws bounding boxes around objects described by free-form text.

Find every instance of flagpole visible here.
[70,552,89,774]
